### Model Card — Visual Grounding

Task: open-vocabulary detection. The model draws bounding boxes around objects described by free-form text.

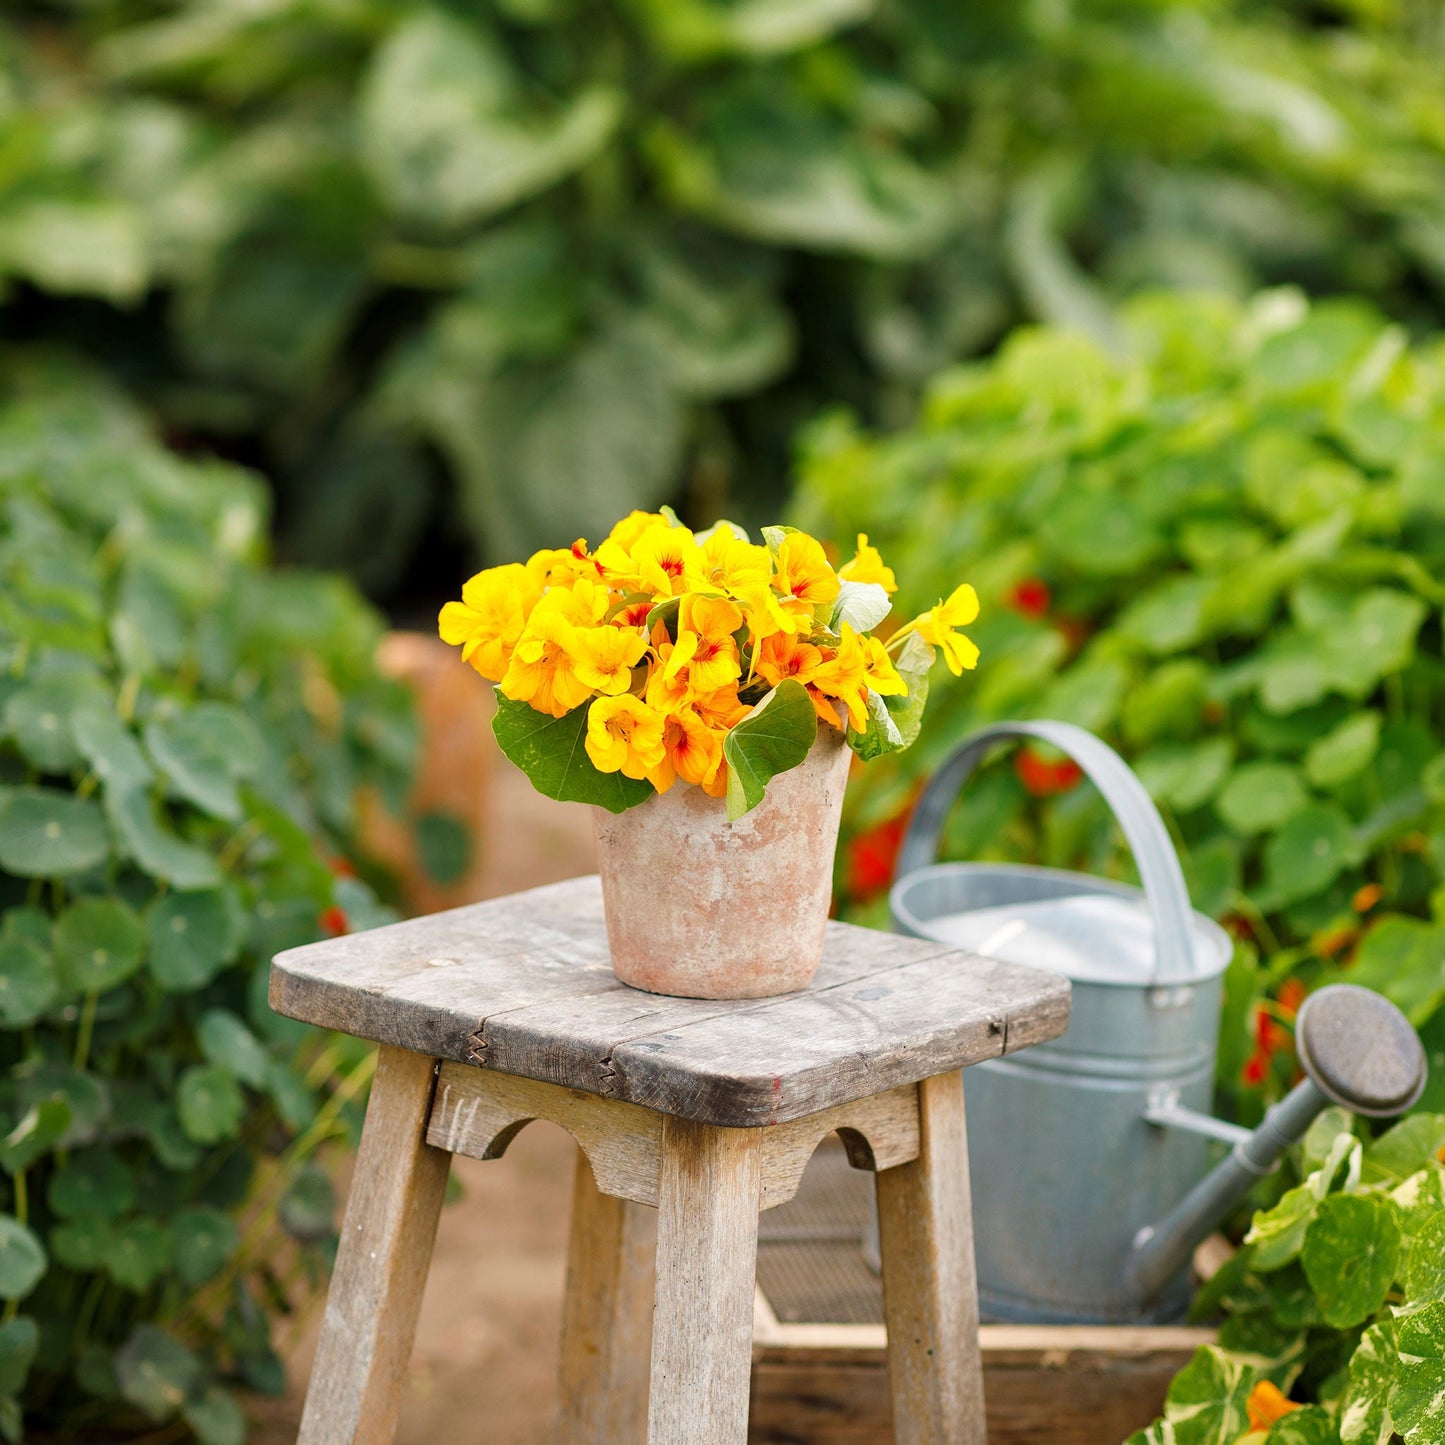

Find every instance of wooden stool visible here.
[269,877,1070,1445]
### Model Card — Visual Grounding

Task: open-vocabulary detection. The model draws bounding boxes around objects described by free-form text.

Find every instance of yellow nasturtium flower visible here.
[675,594,743,694]
[700,524,772,597]
[839,533,897,594]
[863,635,908,697]
[773,531,840,626]
[585,695,667,780]
[811,623,871,731]
[568,625,648,695]
[906,584,980,676]
[499,611,593,718]
[437,563,541,682]
[526,542,596,591]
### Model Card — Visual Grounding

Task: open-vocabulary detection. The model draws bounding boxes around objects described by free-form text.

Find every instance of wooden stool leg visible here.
[298,1045,451,1445]
[558,1148,656,1443]
[875,1070,987,1445]
[647,1117,762,1445]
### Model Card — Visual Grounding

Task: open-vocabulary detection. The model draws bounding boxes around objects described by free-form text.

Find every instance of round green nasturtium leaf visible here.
[177,1065,244,1144]
[143,716,242,823]
[1306,711,1381,789]
[3,676,105,774]
[1216,762,1309,835]
[197,1009,269,1089]
[0,1317,38,1399]
[184,1384,246,1445]
[1389,1300,1445,1442]
[75,1341,118,1400]
[71,708,153,793]
[1302,1194,1402,1328]
[1136,737,1234,813]
[415,810,471,886]
[1405,1212,1445,1308]
[15,1062,109,1148]
[48,1148,136,1221]
[0,1217,46,1301]
[171,1206,237,1287]
[147,889,242,993]
[114,1325,200,1422]
[1262,804,1359,908]
[53,897,144,995]
[50,1219,112,1272]
[0,936,57,1027]
[279,1163,336,1244]
[0,788,109,877]
[106,1218,171,1293]
[1158,1344,1254,1443]
[1266,1404,1340,1444]
[0,1098,71,1175]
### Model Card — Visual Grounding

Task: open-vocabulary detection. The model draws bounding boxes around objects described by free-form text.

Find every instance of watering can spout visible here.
[1126,984,1427,1307]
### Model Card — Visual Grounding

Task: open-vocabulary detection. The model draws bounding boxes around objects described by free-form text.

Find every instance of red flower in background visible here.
[1015,747,1084,797]
[1005,578,1052,619]
[846,811,912,901]
[1241,996,1296,1087]
[320,906,350,937]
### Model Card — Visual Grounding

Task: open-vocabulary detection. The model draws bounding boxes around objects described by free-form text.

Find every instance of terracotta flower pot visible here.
[592,729,851,999]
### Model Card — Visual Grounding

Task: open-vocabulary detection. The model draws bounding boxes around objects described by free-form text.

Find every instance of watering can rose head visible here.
[438,512,978,818]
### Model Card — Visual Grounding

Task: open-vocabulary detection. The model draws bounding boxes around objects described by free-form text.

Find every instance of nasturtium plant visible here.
[794,288,1445,1123]
[6,1,1445,597]
[1125,1110,1445,1445]
[440,512,976,819]
[0,358,418,1441]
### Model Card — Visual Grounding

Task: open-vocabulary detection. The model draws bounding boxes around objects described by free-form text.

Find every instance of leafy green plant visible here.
[793,288,1445,1122]
[5,1,1445,597]
[1125,1109,1445,1444]
[0,355,417,1440]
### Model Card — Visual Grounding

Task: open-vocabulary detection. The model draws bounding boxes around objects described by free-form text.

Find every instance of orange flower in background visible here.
[437,562,542,682]
[1015,747,1083,797]
[1276,978,1308,1021]
[648,709,725,795]
[585,695,667,779]
[839,533,898,594]
[1245,1381,1300,1431]
[1352,883,1383,914]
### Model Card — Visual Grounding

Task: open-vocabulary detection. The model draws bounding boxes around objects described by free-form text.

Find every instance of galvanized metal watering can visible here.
[890,721,1428,1325]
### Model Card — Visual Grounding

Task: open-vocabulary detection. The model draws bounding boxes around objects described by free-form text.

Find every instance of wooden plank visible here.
[558,1151,656,1444]
[649,1118,763,1445]
[874,1070,985,1445]
[297,1046,451,1445]
[428,1061,664,1206]
[758,1085,920,1211]
[271,874,1070,1128]
[476,926,956,1096]
[606,953,1068,1127]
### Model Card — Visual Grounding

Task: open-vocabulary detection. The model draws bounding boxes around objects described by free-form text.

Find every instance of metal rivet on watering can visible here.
[887,721,1430,1326]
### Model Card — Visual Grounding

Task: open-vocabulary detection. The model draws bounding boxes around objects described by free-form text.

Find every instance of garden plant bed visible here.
[749,1143,1214,1445]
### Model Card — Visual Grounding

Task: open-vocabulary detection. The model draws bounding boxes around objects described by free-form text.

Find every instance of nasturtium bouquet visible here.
[439,511,978,819]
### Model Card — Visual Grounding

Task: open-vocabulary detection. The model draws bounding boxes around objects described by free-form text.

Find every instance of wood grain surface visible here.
[271,877,1069,1127]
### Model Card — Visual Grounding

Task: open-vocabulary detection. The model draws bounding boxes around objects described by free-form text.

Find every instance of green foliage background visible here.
[0,356,416,1441]
[5,0,1445,596]
[794,288,1445,1124]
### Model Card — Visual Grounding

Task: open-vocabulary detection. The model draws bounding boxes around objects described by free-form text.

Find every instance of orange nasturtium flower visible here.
[754,632,824,691]
[905,583,980,676]
[585,695,667,780]
[1245,1381,1300,1432]
[839,533,898,594]
[437,563,541,682]
[648,709,724,795]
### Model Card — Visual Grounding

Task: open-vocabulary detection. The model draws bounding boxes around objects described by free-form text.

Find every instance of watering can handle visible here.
[895,721,1201,986]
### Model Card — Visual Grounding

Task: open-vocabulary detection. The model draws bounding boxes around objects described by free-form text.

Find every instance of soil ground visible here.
[251,761,598,1443]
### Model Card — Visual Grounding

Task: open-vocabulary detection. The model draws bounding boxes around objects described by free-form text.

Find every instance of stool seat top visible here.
[269,876,1070,1128]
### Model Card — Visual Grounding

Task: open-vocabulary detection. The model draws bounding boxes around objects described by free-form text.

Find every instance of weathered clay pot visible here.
[592,729,851,999]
